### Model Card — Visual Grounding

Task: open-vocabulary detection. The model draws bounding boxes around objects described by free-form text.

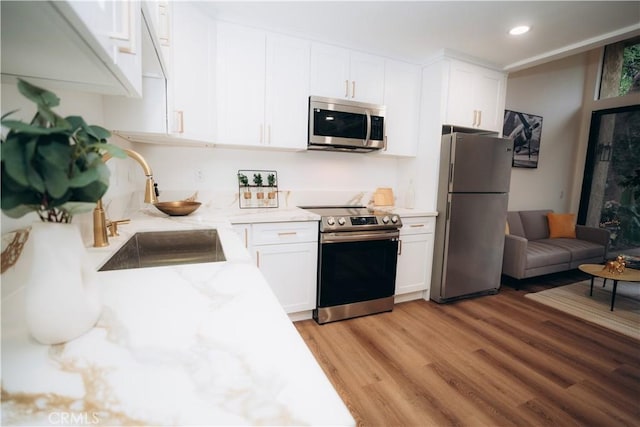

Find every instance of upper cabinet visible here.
[381,59,421,157]
[310,44,385,105]
[216,22,310,150]
[1,0,142,97]
[443,59,506,133]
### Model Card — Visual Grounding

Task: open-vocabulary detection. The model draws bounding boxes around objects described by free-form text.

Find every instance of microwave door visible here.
[311,108,367,145]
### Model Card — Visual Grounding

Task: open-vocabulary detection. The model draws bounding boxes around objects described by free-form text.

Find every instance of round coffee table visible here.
[578,264,640,311]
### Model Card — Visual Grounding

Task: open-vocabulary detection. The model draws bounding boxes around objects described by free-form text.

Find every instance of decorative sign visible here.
[237,170,278,209]
[503,110,543,168]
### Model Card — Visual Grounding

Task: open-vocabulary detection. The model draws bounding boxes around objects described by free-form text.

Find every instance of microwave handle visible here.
[365,109,372,146]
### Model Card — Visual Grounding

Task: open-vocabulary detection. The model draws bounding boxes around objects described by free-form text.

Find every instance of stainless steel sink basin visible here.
[99,229,225,271]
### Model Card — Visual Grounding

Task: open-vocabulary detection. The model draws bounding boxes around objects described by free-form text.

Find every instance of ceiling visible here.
[199,1,640,71]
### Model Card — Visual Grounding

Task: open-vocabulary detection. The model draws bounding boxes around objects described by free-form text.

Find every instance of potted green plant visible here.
[253,173,264,200]
[267,173,277,199]
[1,79,125,223]
[0,79,125,345]
[238,172,251,200]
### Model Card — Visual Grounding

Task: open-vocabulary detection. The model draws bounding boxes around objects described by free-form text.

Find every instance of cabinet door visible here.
[349,51,385,104]
[66,0,143,97]
[170,2,213,140]
[445,61,477,128]
[265,34,310,150]
[381,60,420,156]
[255,242,318,313]
[474,70,506,133]
[309,43,350,99]
[216,22,265,146]
[231,224,252,250]
[395,217,435,296]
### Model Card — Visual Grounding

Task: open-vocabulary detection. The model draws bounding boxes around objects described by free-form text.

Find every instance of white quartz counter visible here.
[1,211,354,426]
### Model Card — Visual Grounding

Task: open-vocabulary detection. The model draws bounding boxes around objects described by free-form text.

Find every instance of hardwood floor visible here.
[295,271,640,426]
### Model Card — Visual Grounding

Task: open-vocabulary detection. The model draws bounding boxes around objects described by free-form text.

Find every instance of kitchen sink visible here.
[99,229,226,271]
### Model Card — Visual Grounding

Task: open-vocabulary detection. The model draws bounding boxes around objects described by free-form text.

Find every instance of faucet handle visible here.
[106,219,131,237]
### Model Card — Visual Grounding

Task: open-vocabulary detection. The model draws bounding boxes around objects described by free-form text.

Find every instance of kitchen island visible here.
[1,209,354,426]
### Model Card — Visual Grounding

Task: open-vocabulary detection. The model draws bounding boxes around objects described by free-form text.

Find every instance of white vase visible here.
[23,222,102,344]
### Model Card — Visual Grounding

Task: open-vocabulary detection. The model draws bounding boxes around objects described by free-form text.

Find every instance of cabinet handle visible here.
[352,81,356,98]
[477,110,482,127]
[174,110,184,133]
[256,251,260,268]
[244,229,248,248]
[410,224,425,228]
[472,110,477,127]
[345,80,349,98]
[398,239,403,256]
[278,232,297,237]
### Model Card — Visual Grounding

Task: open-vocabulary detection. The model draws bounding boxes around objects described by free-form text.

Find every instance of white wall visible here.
[132,143,400,207]
[505,53,589,212]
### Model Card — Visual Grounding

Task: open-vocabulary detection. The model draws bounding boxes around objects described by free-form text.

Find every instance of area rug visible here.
[525,280,640,340]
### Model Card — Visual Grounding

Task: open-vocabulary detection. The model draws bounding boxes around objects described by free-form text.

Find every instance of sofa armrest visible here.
[575,225,610,252]
[502,234,528,279]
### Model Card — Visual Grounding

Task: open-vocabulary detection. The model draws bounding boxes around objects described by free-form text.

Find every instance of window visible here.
[578,105,640,253]
[599,37,640,99]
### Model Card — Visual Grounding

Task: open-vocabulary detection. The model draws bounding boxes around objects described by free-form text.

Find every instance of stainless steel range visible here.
[300,206,402,324]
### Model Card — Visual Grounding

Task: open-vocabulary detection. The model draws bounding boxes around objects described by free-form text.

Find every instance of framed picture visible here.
[237,170,279,208]
[503,110,543,168]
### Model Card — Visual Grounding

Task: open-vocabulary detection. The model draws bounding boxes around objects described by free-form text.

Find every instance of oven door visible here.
[317,230,399,308]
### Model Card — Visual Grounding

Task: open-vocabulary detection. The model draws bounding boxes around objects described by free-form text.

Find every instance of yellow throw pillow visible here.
[547,213,576,238]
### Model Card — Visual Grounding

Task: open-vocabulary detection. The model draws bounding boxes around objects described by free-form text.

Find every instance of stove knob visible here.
[338,217,346,226]
[382,215,390,224]
[391,215,399,223]
[327,217,336,226]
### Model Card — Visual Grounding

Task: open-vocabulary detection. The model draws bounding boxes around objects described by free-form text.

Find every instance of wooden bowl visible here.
[153,201,201,216]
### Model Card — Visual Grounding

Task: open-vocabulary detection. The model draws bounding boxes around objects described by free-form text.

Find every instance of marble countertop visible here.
[1,212,354,426]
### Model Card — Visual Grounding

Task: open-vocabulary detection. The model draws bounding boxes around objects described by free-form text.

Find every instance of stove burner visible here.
[299,205,402,232]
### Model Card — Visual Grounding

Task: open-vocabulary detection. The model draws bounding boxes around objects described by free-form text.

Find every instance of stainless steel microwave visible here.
[308,96,386,152]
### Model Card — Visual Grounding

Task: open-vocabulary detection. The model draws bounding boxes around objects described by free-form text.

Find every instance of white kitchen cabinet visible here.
[395,216,435,298]
[232,222,318,314]
[444,59,506,133]
[380,59,421,157]
[1,0,142,97]
[310,43,385,105]
[217,22,310,149]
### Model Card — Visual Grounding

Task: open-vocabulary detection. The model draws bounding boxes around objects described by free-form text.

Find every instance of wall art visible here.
[503,110,543,168]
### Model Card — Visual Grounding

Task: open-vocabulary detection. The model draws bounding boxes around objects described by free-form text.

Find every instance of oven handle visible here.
[321,230,400,243]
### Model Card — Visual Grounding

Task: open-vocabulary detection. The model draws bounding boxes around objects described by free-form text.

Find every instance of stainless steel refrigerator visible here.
[430,131,514,303]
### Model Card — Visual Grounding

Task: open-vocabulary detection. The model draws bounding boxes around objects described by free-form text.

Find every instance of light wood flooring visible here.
[295,271,640,426]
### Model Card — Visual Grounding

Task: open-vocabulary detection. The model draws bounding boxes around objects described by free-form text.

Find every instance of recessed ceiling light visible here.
[509,25,531,36]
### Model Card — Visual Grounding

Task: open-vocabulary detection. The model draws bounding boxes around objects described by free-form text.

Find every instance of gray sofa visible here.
[502,209,610,280]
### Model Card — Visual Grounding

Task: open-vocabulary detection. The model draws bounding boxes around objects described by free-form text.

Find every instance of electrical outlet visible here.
[195,169,204,182]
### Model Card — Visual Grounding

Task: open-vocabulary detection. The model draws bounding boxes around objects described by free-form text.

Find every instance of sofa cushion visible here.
[541,238,605,262]
[526,240,571,269]
[507,211,525,237]
[520,210,553,240]
[547,213,577,238]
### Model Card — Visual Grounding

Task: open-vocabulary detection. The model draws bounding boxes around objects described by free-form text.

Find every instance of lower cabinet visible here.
[232,221,318,314]
[395,216,435,299]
